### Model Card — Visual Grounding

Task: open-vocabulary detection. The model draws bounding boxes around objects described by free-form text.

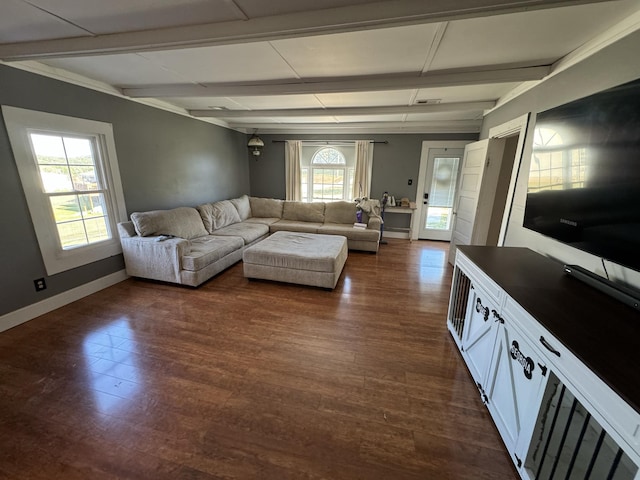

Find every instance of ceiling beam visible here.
[189,101,496,118]
[229,120,483,134]
[0,0,616,61]
[124,66,551,98]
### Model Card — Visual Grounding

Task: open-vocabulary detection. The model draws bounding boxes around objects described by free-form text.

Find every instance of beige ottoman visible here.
[243,231,348,289]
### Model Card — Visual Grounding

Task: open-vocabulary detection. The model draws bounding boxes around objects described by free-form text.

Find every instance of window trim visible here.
[2,106,127,275]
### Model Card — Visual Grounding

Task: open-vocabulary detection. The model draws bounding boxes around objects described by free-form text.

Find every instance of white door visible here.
[448,140,489,265]
[418,148,463,241]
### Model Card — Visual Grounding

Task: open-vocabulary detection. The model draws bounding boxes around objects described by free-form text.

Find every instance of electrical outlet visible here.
[408,179,413,185]
[34,278,46,292]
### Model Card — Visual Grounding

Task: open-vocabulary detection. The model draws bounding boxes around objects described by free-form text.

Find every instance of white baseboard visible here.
[0,270,129,333]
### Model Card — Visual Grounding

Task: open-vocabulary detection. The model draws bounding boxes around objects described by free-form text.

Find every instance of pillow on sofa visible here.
[282,201,325,223]
[230,195,251,221]
[249,197,283,218]
[211,200,241,230]
[324,201,357,224]
[131,207,208,239]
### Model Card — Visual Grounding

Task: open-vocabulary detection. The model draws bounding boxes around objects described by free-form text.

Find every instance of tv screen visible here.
[523,78,640,272]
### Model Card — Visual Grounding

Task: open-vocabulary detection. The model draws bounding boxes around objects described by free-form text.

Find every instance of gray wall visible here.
[480,30,640,289]
[0,64,249,316]
[249,133,477,229]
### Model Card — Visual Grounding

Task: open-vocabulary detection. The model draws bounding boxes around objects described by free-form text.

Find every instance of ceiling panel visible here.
[140,43,298,84]
[26,0,242,35]
[0,0,88,43]
[317,90,416,107]
[42,54,190,86]
[271,24,440,77]
[430,1,638,71]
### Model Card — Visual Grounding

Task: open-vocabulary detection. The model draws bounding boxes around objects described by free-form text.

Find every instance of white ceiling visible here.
[1,0,639,134]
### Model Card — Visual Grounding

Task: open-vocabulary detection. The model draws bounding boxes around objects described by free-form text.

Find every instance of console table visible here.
[448,246,640,479]
[382,205,416,239]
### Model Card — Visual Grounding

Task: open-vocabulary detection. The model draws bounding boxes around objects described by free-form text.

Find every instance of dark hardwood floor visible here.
[0,239,517,479]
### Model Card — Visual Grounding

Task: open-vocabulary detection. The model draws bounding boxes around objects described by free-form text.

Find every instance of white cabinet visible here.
[484,319,548,467]
[447,247,640,480]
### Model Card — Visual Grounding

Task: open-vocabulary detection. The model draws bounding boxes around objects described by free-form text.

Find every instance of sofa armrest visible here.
[367,216,382,231]
[120,234,190,284]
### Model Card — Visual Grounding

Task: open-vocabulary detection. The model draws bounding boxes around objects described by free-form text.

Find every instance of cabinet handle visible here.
[539,336,561,357]
[476,298,489,321]
[492,309,505,324]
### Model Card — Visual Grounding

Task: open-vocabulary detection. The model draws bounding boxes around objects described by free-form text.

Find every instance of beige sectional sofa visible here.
[118,195,381,287]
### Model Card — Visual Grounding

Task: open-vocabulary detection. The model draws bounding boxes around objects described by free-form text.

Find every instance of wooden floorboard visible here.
[0,239,517,479]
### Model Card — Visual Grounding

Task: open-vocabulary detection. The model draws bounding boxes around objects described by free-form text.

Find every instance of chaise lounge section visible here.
[118,195,381,287]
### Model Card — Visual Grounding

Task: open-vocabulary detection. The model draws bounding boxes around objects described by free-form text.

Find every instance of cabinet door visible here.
[461,284,500,391]
[484,320,548,465]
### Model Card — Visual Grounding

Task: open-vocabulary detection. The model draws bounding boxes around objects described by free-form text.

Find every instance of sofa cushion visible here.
[270,220,322,234]
[317,224,380,241]
[210,221,270,245]
[130,207,208,240]
[249,197,283,218]
[182,235,244,271]
[324,201,357,224]
[197,200,241,233]
[211,200,241,230]
[282,201,325,223]
[243,217,281,226]
[230,195,251,221]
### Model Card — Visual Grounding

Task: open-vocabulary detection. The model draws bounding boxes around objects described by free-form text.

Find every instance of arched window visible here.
[302,147,354,202]
[301,144,355,202]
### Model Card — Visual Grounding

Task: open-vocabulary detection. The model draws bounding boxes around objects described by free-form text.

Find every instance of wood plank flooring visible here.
[0,239,517,479]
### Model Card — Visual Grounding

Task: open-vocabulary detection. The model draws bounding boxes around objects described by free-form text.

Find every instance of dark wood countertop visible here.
[458,245,640,414]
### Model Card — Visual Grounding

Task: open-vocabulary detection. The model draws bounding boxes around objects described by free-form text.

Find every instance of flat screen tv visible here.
[523,78,640,272]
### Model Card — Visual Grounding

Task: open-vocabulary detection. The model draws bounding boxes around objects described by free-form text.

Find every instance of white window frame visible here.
[2,106,127,275]
[302,145,355,202]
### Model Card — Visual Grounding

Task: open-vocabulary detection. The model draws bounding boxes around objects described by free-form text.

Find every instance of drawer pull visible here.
[540,336,561,357]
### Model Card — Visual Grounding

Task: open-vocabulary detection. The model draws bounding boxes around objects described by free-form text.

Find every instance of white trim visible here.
[415,140,474,240]
[242,120,482,135]
[487,113,530,246]
[2,106,127,275]
[0,270,128,333]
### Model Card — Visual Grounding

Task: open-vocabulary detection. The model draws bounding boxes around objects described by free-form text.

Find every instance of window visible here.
[3,106,127,275]
[302,146,355,202]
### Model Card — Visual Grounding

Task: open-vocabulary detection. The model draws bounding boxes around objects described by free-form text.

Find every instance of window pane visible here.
[84,217,110,243]
[57,220,87,249]
[70,166,100,190]
[79,193,107,219]
[31,134,66,164]
[63,137,94,165]
[39,165,73,192]
[50,195,82,223]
